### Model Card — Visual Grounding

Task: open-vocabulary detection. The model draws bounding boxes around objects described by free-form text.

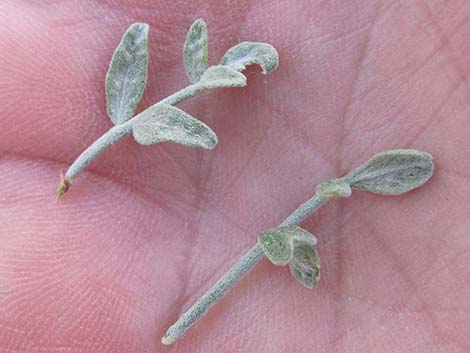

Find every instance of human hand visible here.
[1,1,469,352]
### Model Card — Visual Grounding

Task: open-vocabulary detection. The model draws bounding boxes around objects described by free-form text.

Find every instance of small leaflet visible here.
[258,226,317,266]
[132,103,218,150]
[220,42,279,74]
[289,245,321,289]
[316,178,352,200]
[106,23,149,125]
[184,19,208,83]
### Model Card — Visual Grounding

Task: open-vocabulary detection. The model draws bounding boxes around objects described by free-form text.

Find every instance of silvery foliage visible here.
[105,19,279,149]
[258,226,320,288]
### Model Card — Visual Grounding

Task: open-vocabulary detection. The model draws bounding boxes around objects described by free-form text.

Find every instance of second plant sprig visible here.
[162,149,435,344]
[57,19,278,197]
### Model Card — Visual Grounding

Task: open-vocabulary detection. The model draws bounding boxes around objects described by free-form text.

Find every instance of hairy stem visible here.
[162,193,326,345]
[58,84,203,197]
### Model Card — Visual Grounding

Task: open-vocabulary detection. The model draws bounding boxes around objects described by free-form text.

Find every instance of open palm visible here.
[1,1,469,352]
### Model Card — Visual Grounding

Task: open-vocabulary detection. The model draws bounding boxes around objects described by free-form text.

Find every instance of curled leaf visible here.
[220,42,279,74]
[342,149,434,195]
[132,103,218,149]
[289,245,320,289]
[184,19,208,83]
[258,226,317,266]
[316,178,352,200]
[106,23,149,125]
[197,65,246,89]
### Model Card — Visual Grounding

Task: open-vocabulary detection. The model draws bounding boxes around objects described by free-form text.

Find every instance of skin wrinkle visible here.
[287,110,332,164]
[169,143,216,326]
[0,165,184,352]
[349,6,457,109]
[327,224,429,348]
[329,201,347,348]
[341,2,382,142]
[420,1,470,91]
[278,20,371,51]
[340,2,467,146]
[328,8,383,346]
[0,151,194,219]
[162,19,263,319]
[405,77,467,147]
[379,220,470,351]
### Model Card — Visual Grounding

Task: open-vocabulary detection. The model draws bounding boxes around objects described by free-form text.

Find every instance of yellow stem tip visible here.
[57,173,71,200]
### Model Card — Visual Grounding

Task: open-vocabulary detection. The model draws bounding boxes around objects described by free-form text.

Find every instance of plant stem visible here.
[58,84,203,197]
[162,193,327,345]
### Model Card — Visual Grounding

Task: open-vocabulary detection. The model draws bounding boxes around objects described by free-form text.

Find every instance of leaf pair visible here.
[104,22,218,150]
[258,226,320,288]
[183,19,278,88]
[316,149,435,199]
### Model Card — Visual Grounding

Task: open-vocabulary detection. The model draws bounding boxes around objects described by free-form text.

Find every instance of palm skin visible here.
[1,0,469,352]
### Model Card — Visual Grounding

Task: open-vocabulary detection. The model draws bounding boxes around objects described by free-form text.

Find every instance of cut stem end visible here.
[161,334,176,345]
[57,174,71,200]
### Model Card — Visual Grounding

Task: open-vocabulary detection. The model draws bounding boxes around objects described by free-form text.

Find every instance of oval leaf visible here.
[106,23,149,125]
[132,104,218,149]
[184,19,208,83]
[220,42,279,74]
[259,228,293,266]
[316,178,352,200]
[258,226,317,266]
[197,65,246,89]
[289,245,320,289]
[342,149,434,195]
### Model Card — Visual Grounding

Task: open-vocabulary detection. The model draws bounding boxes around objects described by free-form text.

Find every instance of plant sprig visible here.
[161,149,435,345]
[57,19,278,198]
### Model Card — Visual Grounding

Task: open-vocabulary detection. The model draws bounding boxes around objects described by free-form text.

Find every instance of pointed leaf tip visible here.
[106,22,149,125]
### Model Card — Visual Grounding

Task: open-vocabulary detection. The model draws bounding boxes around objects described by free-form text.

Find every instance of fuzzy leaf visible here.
[106,23,149,125]
[343,149,434,195]
[258,226,317,266]
[184,19,208,83]
[220,42,279,74]
[132,104,218,149]
[316,178,352,200]
[289,245,320,289]
[197,65,246,89]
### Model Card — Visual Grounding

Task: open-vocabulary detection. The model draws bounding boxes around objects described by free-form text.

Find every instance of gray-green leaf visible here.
[316,178,352,200]
[197,66,246,89]
[342,149,434,195]
[184,19,208,83]
[258,226,317,266]
[132,103,218,149]
[106,23,149,125]
[289,245,320,289]
[220,42,279,74]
